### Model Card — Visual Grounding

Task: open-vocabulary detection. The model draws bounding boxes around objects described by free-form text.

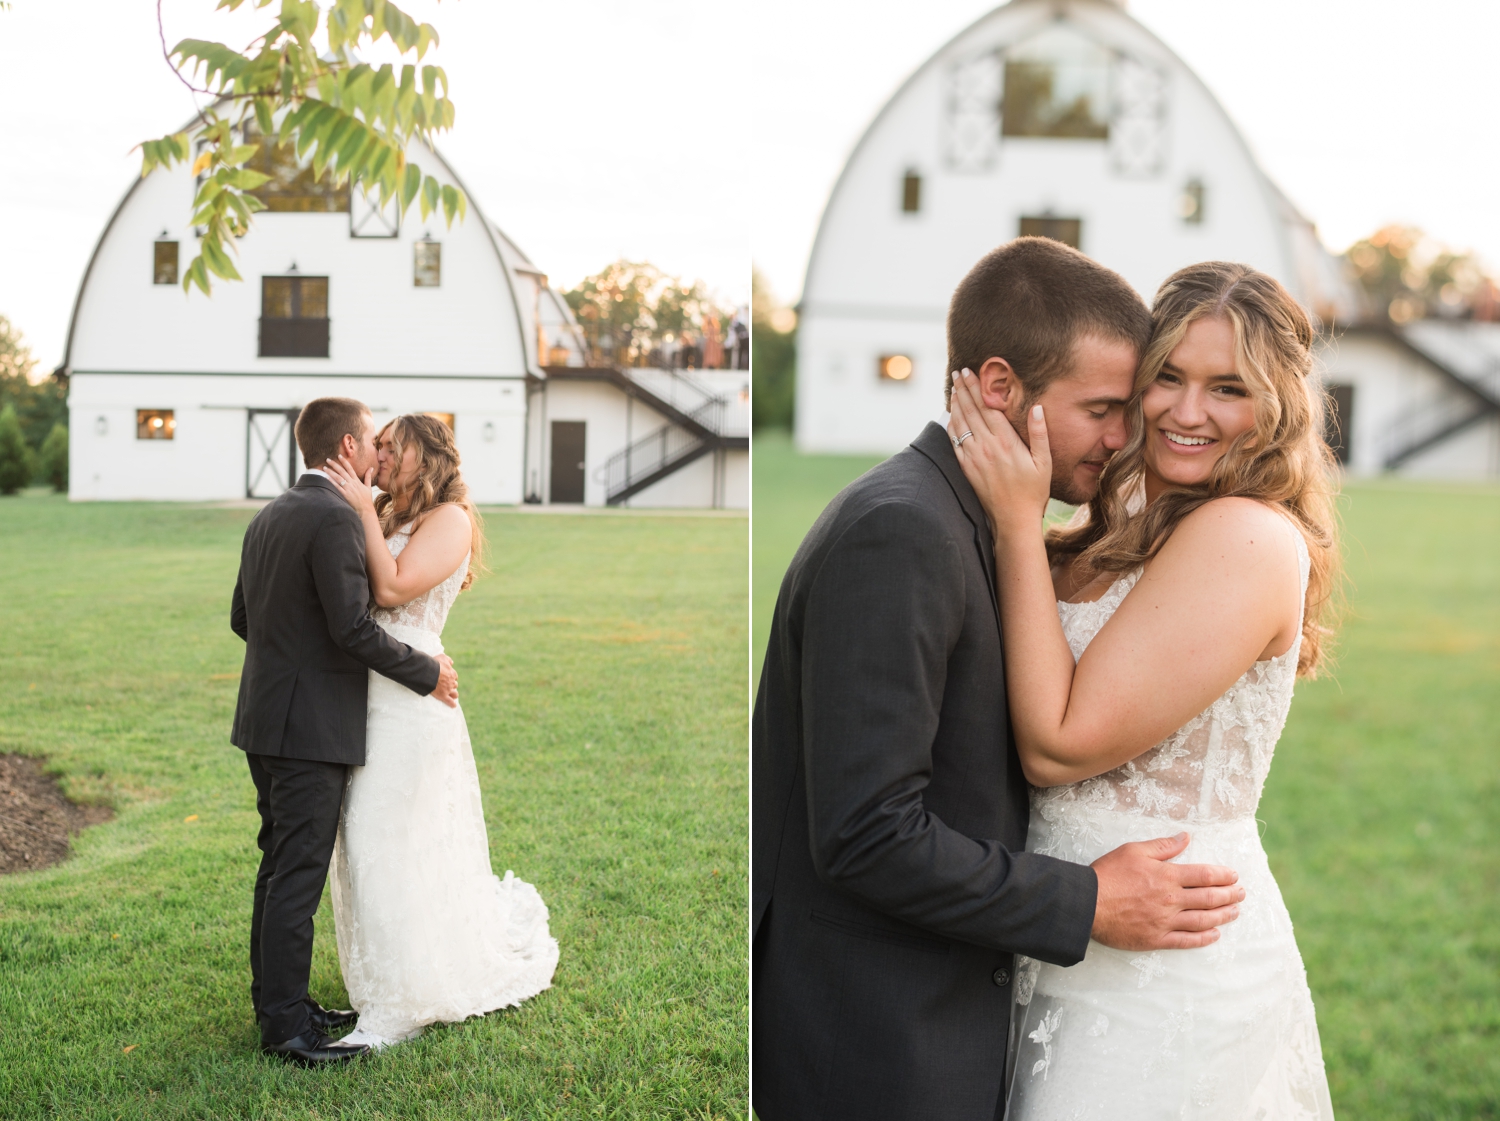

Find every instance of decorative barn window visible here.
[1179,178,1206,224]
[1111,56,1169,177]
[154,240,179,285]
[902,171,922,213]
[350,187,400,238]
[1002,26,1111,140]
[244,124,350,213]
[944,51,1003,173]
[136,409,175,439]
[424,412,455,430]
[1019,216,1082,249]
[878,355,914,382]
[414,238,442,287]
[260,275,331,358]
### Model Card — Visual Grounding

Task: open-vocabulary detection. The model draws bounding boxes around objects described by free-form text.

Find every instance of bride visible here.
[948,262,1339,1118]
[321,413,559,1050]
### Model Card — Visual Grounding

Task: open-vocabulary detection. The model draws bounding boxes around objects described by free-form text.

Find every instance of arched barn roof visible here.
[62,117,572,376]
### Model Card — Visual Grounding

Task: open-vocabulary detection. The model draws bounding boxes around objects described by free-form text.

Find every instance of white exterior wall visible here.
[68,372,527,502]
[797,0,1300,454]
[1318,334,1500,479]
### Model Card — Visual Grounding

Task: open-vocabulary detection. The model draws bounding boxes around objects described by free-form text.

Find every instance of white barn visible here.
[796,0,1500,479]
[64,130,748,507]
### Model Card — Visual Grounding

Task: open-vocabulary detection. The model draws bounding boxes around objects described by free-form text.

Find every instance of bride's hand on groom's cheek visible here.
[325,455,377,516]
[947,367,1051,536]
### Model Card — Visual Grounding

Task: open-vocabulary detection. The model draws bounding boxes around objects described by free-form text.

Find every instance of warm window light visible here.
[1179,178,1206,225]
[414,237,441,287]
[879,355,914,381]
[136,409,175,439]
[425,412,455,430]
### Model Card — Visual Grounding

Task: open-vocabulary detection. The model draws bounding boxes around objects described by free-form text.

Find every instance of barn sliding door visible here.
[246,408,302,498]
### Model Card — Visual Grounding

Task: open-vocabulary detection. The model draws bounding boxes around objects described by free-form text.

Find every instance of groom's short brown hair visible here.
[295,397,371,469]
[945,237,1151,409]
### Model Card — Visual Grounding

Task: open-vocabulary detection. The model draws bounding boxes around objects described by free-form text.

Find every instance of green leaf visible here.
[401,162,423,210]
[420,173,440,220]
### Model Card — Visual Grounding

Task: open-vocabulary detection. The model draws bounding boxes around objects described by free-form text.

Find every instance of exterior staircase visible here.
[1374,327,1500,469]
[542,365,749,505]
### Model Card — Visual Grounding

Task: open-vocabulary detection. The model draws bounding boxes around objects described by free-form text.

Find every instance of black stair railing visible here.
[596,397,726,504]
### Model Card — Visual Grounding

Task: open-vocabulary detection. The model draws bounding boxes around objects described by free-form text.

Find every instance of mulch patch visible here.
[0,754,114,875]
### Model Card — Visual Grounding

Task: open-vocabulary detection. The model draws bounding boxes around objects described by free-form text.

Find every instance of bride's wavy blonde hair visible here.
[374,414,486,590]
[1048,261,1341,676]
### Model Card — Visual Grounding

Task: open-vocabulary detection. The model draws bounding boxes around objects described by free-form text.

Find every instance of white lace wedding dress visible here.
[1007,528,1335,1120]
[330,526,559,1048]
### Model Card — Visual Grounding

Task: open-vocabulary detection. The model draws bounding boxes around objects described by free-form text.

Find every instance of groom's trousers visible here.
[246,752,347,1045]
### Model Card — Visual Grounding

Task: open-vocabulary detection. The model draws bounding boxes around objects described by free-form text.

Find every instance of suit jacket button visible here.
[992,967,1011,987]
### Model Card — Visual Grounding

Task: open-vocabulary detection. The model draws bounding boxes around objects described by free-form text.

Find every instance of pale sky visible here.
[753,0,1500,308]
[0,0,747,370]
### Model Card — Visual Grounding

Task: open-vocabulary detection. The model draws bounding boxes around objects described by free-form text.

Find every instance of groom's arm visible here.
[800,500,1096,967]
[231,569,248,641]
[307,508,442,696]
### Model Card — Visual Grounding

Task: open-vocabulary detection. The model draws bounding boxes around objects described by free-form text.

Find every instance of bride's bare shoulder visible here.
[1158,497,1300,579]
[410,502,472,535]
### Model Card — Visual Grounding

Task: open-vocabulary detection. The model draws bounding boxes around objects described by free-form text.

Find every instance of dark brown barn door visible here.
[550,421,586,503]
[1325,384,1355,465]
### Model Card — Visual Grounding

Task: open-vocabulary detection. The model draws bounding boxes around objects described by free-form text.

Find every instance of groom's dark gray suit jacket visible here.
[230,473,440,765]
[752,422,1098,1121]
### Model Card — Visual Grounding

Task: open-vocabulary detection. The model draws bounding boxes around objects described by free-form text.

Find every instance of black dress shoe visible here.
[262,1029,370,1066]
[306,999,359,1033]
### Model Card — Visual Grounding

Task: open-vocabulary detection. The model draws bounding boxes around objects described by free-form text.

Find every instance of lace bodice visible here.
[1035,526,1311,827]
[369,523,470,636]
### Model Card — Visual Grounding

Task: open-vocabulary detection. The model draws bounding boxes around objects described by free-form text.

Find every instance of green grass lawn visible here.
[752,430,1500,1120]
[0,497,747,1120]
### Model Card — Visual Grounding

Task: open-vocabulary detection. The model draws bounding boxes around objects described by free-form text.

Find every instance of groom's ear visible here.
[977,356,1025,418]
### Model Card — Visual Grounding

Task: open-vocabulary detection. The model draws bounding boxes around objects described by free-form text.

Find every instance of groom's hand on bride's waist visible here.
[1088,832,1245,952]
[431,654,459,708]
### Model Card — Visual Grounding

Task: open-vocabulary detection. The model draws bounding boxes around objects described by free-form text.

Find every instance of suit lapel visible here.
[911,422,1001,625]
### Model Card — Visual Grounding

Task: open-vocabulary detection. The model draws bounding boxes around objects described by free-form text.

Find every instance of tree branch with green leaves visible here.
[141,0,468,296]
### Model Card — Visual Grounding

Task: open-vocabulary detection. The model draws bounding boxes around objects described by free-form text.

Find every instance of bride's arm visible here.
[948,372,1300,787]
[323,457,472,607]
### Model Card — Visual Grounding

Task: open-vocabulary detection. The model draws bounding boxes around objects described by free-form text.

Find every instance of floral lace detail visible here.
[1006,521,1334,1121]
[1041,530,1310,830]
[369,523,470,635]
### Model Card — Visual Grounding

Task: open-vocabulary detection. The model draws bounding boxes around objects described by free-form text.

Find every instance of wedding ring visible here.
[956,431,974,446]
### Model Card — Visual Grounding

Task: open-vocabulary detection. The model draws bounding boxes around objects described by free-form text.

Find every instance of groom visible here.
[752,239,1246,1119]
[230,396,458,1065]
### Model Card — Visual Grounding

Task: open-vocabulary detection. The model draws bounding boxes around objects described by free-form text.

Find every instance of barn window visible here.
[1019,216,1082,249]
[902,171,922,213]
[244,123,350,213]
[878,355,914,382]
[1002,26,1111,140]
[424,412,455,430]
[414,238,442,287]
[259,276,330,358]
[154,241,179,285]
[136,409,175,439]
[1179,179,1206,225]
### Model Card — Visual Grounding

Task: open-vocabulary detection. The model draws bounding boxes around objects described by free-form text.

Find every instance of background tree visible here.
[0,404,35,495]
[0,315,67,474]
[1344,226,1500,324]
[751,268,796,431]
[142,0,466,296]
[562,261,733,368]
[38,423,68,493]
